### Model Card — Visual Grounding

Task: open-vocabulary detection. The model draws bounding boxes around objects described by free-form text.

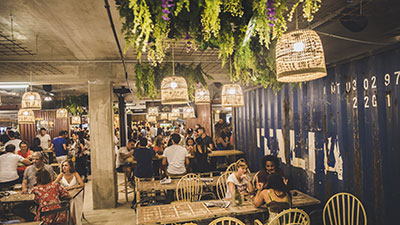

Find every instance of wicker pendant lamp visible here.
[168,113,178,121]
[161,43,189,105]
[148,107,159,116]
[71,116,81,125]
[183,106,195,118]
[56,108,68,118]
[195,87,210,104]
[171,107,180,117]
[146,115,157,122]
[21,72,42,110]
[275,11,326,82]
[18,109,35,124]
[160,113,168,120]
[221,84,244,107]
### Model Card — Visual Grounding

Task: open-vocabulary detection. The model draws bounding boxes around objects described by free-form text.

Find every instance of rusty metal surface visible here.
[234,46,400,225]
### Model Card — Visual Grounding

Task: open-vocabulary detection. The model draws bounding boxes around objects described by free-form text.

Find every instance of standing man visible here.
[196,127,214,151]
[162,134,189,177]
[156,123,164,137]
[52,130,68,163]
[5,131,22,151]
[150,124,157,141]
[36,128,51,150]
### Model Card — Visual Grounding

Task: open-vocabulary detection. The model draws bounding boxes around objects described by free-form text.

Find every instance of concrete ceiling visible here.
[0,0,399,103]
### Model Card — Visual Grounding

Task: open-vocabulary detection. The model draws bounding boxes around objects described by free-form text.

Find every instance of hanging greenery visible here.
[60,95,88,116]
[117,0,322,93]
[134,61,213,99]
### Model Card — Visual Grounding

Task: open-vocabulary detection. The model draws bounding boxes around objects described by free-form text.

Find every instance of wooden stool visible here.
[118,173,134,202]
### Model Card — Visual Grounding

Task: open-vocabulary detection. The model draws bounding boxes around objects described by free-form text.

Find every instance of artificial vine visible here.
[117,0,323,94]
[134,62,213,99]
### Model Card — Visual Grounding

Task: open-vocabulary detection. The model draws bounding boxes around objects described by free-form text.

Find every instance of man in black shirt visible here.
[133,137,155,178]
[195,127,213,151]
[0,127,11,145]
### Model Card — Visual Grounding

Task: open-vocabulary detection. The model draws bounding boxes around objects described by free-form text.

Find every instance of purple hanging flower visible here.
[266,0,276,26]
[161,0,175,21]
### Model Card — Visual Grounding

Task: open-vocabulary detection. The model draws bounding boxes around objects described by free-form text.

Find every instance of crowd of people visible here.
[0,127,89,224]
[115,119,234,186]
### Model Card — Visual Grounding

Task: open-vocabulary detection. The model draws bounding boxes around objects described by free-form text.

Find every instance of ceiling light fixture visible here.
[0,83,29,89]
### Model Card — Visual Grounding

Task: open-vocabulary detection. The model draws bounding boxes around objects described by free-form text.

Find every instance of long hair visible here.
[266,173,291,199]
[36,169,52,185]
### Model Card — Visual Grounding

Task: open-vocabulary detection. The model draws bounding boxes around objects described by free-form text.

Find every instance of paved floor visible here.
[82,174,136,225]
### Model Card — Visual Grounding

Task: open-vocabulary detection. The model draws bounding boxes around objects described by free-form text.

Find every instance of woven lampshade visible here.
[56,108,68,118]
[171,107,180,117]
[168,113,178,121]
[146,115,157,122]
[21,91,41,110]
[148,107,159,116]
[160,113,168,120]
[195,87,210,104]
[161,76,189,105]
[71,116,81,125]
[183,106,196,118]
[18,109,35,124]
[221,84,244,107]
[276,29,327,82]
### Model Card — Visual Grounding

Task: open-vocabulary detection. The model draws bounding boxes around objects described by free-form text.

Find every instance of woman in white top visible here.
[225,161,254,199]
[54,159,84,225]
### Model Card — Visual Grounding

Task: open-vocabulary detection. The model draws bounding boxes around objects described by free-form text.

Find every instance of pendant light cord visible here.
[172,42,175,76]
[295,7,298,30]
[104,0,133,94]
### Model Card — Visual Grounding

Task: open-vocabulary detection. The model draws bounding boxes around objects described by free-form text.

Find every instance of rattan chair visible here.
[216,171,233,200]
[134,176,155,206]
[175,173,203,202]
[209,216,246,225]
[266,208,310,225]
[323,193,367,225]
[226,158,250,174]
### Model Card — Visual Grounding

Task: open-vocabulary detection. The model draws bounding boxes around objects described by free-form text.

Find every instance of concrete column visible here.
[88,80,117,209]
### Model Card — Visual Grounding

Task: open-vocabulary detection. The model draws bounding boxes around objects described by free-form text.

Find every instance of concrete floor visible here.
[82,174,136,225]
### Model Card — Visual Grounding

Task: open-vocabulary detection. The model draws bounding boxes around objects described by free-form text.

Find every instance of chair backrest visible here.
[267,208,310,225]
[39,200,70,225]
[252,171,260,189]
[216,171,233,200]
[226,158,250,173]
[209,216,246,225]
[323,193,367,225]
[176,173,203,202]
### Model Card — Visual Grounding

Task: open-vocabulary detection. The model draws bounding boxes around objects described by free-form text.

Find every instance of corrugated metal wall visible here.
[234,46,400,225]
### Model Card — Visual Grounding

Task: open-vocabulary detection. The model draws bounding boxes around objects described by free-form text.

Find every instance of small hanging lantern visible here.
[146,115,157,122]
[160,113,168,120]
[221,84,244,107]
[171,107,180,117]
[195,87,210,104]
[71,116,81,125]
[161,76,189,105]
[21,91,41,110]
[18,109,35,124]
[147,107,159,116]
[168,113,178,121]
[276,29,326,82]
[56,108,68,118]
[183,106,195,118]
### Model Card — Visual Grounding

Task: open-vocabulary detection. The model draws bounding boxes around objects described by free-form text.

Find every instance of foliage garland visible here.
[116,0,322,97]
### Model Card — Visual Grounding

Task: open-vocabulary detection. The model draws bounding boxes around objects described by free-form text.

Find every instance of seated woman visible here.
[54,160,84,225]
[185,137,195,156]
[256,155,287,190]
[153,136,165,155]
[225,161,254,200]
[253,173,292,224]
[31,169,71,225]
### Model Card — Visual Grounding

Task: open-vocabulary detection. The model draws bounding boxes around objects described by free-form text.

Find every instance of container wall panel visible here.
[234,47,400,225]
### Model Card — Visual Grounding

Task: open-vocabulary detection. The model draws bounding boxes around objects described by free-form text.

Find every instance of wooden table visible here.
[136,189,320,225]
[136,200,265,225]
[0,187,83,204]
[208,150,244,157]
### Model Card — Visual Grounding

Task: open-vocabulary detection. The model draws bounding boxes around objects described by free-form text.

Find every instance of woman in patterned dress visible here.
[31,169,71,224]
